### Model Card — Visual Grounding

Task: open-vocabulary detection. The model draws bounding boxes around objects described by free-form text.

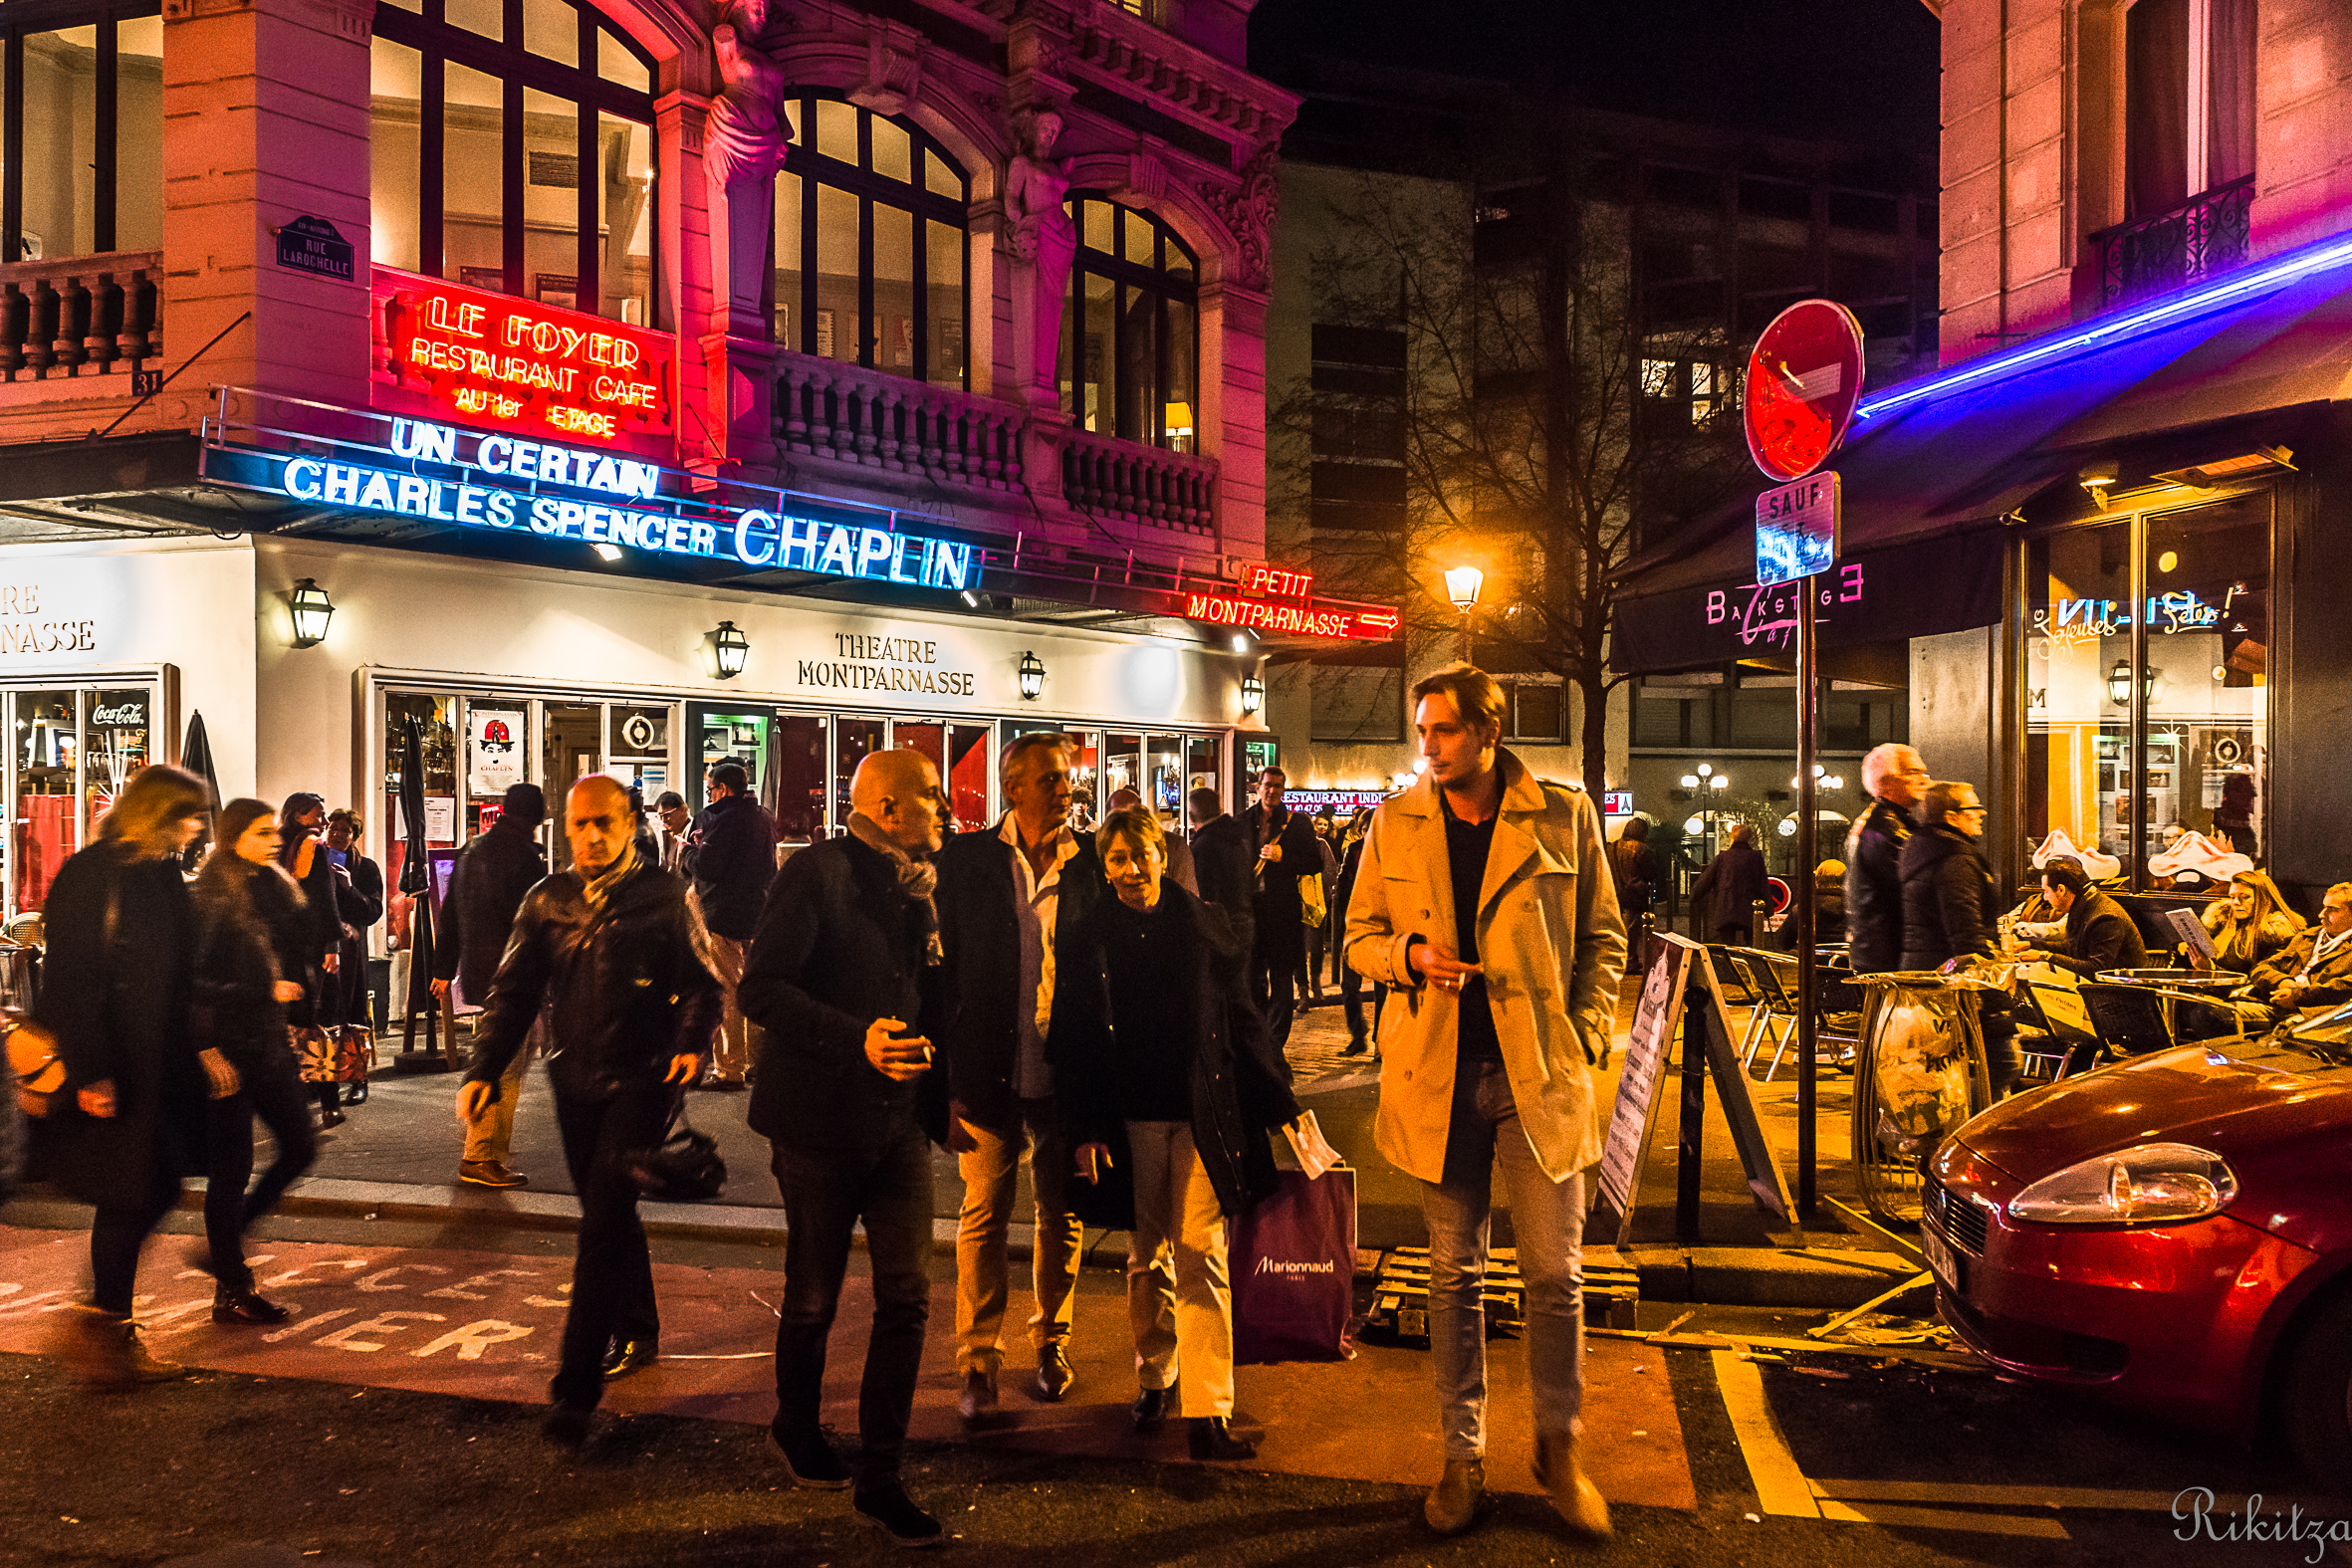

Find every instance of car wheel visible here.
[2281,1293,2352,1481]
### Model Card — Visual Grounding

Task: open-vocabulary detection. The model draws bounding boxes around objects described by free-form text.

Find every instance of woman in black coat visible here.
[33,764,213,1389]
[1054,806,1300,1463]
[1692,823,1768,945]
[325,807,385,1104]
[1896,782,2018,1096]
[192,798,322,1323]
[276,791,344,1125]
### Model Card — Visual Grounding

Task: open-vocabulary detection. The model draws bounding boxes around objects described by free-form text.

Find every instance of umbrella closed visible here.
[179,711,223,871]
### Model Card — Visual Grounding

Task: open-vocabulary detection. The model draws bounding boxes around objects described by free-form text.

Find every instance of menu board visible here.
[1592,935,1696,1245]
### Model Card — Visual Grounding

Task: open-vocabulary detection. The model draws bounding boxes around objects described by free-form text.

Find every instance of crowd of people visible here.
[17,661,1626,1549]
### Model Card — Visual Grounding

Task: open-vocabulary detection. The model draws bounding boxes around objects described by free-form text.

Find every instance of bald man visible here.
[738,748,949,1546]
[458,775,720,1447]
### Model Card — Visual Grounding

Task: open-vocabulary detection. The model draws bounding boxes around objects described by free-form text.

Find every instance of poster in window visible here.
[396,794,460,847]
[537,274,579,311]
[459,266,506,293]
[891,317,912,365]
[817,309,834,358]
[468,709,527,796]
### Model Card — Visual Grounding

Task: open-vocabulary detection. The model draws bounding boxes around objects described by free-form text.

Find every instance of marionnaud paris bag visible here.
[1231,1114,1355,1365]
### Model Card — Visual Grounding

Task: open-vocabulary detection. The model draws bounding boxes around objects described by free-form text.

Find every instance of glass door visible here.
[689,705,775,812]
[834,716,884,825]
[1147,734,1185,825]
[540,703,602,868]
[775,714,827,845]
[946,723,992,834]
[13,690,81,916]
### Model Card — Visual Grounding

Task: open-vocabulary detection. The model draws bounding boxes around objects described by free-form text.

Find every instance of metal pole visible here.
[1676,967,1707,1243]
[1795,572,1819,1218]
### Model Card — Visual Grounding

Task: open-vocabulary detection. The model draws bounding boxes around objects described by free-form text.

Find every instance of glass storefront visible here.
[1,681,163,919]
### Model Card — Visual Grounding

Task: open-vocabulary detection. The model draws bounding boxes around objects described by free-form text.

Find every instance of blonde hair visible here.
[99,764,210,857]
[1095,803,1166,864]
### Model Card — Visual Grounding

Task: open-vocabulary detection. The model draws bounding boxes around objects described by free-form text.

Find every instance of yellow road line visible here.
[1816,1500,2070,1538]
[1712,1348,1819,1518]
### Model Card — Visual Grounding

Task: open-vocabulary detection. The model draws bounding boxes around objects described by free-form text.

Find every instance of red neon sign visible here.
[1182,590,1397,640]
[372,267,673,448]
[1240,564,1313,600]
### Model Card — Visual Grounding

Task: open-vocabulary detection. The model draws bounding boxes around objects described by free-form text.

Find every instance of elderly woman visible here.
[1054,805,1300,1462]
[2203,870,2304,975]
[35,765,213,1389]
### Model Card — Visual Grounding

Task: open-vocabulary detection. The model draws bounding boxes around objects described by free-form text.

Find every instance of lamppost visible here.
[1678,762,1732,860]
[1444,565,1484,662]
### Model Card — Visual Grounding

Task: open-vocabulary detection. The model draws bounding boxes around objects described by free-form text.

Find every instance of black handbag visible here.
[630,1116,727,1202]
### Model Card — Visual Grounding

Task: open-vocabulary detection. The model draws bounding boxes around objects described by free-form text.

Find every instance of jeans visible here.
[1340,964,1385,1047]
[1419,1060,1586,1460]
[203,1043,319,1289]
[1250,920,1304,1046]
[547,1086,670,1410]
[954,1098,1080,1377]
[1125,1120,1232,1419]
[771,1123,933,1482]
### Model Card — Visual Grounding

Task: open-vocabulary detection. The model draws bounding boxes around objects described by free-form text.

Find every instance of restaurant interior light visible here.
[960,589,981,608]
[1443,565,1485,612]
[713,620,749,679]
[1240,672,1265,716]
[1018,650,1046,701]
[288,578,333,648]
[592,542,624,562]
[2107,659,2155,707]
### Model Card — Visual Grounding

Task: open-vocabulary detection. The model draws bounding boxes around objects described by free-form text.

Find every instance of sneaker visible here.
[212,1286,291,1325]
[542,1403,592,1448]
[459,1160,529,1188]
[854,1479,944,1548]
[956,1367,999,1428]
[1035,1345,1073,1403]
[1131,1384,1170,1432]
[769,1425,852,1489]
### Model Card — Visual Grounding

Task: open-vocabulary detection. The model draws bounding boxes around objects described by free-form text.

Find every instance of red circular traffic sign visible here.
[1744,300,1866,483]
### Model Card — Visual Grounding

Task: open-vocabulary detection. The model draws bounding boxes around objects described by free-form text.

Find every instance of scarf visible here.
[848,811,942,966]
[582,838,640,909]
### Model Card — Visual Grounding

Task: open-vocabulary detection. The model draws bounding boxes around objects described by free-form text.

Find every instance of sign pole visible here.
[1795,573,1819,1218]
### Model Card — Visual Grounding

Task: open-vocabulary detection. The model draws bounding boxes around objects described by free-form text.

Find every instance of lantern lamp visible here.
[713,620,749,679]
[1443,565,1484,612]
[289,578,333,648]
[1240,672,1265,716]
[1018,650,1046,701]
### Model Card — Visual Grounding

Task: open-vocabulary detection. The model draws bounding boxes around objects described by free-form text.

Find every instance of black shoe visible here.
[319,1109,347,1129]
[542,1404,592,1448]
[769,1426,852,1490]
[212,1286,290,1325]
[854,1480,944,1548]
[1188,1417,1256,1461]
[600,1336,657,1380]
[1132,1384,1170,1432]
[1341,1036,1370,1056]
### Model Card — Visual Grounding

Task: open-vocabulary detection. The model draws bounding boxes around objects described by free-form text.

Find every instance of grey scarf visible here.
[848,811,942,965]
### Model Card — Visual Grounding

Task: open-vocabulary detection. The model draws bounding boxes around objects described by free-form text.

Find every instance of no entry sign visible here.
[1744,300,1866,484]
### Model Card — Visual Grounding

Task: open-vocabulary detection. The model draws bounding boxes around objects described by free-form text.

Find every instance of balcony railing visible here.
[0,251,163,382]
[1061,424,1216,535]
[2093,175,2253,311]
[776,356,1026,492]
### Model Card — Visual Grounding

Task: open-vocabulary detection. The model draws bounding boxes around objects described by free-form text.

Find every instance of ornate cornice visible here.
[1063,3,1297,156]
[1194,142,1277,292]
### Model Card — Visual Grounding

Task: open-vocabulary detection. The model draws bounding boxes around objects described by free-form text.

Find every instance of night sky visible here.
[1250,0,1942,155]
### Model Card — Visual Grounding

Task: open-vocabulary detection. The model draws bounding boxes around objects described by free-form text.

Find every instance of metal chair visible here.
[2006,981,2074,1084]
[1805,966,1866,1076]
[2077,983,2175,1063]
[1735,949,1800,1073]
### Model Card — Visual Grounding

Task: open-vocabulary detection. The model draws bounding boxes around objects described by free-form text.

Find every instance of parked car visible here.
[1925,1003,2352,1478]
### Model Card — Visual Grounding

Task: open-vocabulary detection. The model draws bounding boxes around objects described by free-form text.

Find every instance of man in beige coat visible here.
[1344,664,1626,1540]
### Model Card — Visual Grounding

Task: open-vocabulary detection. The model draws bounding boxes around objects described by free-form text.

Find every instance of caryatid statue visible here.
[1006,108,1076,403]
[706,0,792,337]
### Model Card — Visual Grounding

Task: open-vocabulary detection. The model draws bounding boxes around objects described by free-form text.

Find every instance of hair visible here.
[2203,869,2304,963]
[329,806,363,836]
[2329,882,2352,908]
[1187,786,1222,822]
[1729,821,1756,847]
[1105,786,1143,812]
[2040,859,2090,897]
[1815,857,1846,885]
[709,762,751,794]
[1859,743,1919,799]
[1095,803,1166,864]
[1258,765,1288,786]
[1617,817,1650,843]
[500,782,548,827]
[200,797,283,893]
[999,731,1073,786]
[1922,781,1975,827]
[1409,662,1507,733]
[101,764,211,856]
[654,790,685,811]
[279,791,324,827]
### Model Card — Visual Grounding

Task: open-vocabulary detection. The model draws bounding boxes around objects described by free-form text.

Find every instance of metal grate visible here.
[2093,175,2254,311]
[1925,1180,1990,1257]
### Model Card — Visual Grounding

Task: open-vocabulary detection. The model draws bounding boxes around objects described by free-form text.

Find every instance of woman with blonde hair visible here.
[2202,869,2304,975]
[33,764,214,1388]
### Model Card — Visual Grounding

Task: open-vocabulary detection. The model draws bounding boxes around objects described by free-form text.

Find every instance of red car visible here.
[1926,1011,2352,1477]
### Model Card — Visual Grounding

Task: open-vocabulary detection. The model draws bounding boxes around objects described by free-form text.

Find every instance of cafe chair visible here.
[2077,983,2174,1065]
[1734,949,1800,1074]
[2007,980,2079,1084]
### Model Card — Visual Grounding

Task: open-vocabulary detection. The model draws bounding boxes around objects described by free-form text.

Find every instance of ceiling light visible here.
[592,543,623,562]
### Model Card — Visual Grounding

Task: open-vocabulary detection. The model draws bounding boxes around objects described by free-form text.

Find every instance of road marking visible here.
[1816,1500,2069,1538]
[1814,1478,2326,1514]
[1712,1348,1819,1518]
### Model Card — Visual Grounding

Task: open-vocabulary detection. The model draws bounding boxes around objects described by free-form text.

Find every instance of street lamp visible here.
[288,578,334,648]
[1240,672,1265,716]
[1444,565,1484,661]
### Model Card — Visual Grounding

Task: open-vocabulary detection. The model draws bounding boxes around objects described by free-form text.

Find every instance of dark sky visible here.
[1249,0,1943,156]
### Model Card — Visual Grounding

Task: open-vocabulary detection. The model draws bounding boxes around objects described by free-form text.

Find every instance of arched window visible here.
[369,0,657,325]
[1059,196,1197,452]
[771,92,969,389]
[0,3,164,261]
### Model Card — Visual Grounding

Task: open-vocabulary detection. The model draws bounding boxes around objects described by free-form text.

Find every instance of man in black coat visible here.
[934,733,1102,1426]
[1187,785,1255,957]
[1239,766,1320,1046]
[433,783,549,1188]
[737,748,948,1547]
[1691,823,1767,946]
[683,762,778,1090]
[1897,780,2018,1095]
[459,776,718,1445]
[1844,743,1929,973]
[2018,858,2147,978]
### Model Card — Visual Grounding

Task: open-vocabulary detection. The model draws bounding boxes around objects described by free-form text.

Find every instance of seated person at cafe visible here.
[2248,883,2352,1011]
[2014,859,2146,979]
[2202,870,2304,976]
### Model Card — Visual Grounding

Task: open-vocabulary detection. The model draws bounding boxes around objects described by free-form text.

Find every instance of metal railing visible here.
[2092,175,2254,311]
[1060,423,1216,535]
[775,353,1026,493]
[0,251,163,382]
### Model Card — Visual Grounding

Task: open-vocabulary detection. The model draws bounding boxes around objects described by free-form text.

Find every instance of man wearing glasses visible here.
[1896,781,2019,1096]
[1844,744,1930,974]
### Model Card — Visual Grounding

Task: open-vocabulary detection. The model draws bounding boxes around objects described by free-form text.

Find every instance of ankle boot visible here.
[1423,1456,1484,1535]
[213,1284,290,1325]
[1187,1417,1256,1461]
[1533,1430,1611,1539]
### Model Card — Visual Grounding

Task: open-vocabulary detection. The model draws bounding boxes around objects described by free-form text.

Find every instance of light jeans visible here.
[1419,1059,1586,1460]
[954,1098,1082,1377]
[1125,1119,1231,1419]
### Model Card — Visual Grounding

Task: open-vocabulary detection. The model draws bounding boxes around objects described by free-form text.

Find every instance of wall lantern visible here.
[1018,650,1046,701]
[713,620,749,679]
[2106,659,2154,707]
[289,578,333,647]
[1240,672,1265,716]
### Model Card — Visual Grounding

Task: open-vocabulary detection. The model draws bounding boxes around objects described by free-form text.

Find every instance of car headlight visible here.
[2005,1143,2238,1227]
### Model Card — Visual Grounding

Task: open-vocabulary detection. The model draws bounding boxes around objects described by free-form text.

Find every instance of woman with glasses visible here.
[1897,781,2019,1096]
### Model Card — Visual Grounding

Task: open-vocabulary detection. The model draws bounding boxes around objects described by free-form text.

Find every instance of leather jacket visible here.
[464,860,722,1103]
[1844,795,1918,973]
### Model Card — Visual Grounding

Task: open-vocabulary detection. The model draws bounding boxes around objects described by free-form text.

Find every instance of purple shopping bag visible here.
[1231,1166,1356,1365]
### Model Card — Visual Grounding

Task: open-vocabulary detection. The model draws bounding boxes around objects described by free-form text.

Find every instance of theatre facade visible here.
[0,0,1382,914]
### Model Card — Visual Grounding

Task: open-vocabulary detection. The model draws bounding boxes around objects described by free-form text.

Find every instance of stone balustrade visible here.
[1059,423,1217,535]
[775,354,1026,492]
[0,251,163,382]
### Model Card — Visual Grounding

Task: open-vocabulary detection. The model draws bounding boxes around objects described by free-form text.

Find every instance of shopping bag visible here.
[1231,1165,1356,1365]
[1298,872,1326,929]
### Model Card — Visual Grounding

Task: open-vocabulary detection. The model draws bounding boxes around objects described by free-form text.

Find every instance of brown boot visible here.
[1423,1456,1484,1535]
[48,1305,180,1391]
[1533,1430,1611,1539]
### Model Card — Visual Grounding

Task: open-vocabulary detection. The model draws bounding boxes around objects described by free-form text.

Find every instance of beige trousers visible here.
[954,1099,1082,1377]
[705,933,762,1082]
[1125,1119,1234,1419]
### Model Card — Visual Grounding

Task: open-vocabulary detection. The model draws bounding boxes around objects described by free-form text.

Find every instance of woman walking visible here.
[276,792,344,1127]
[1056,805,1300,1461]
[35,765,213,1389]
[192,798,323,1323]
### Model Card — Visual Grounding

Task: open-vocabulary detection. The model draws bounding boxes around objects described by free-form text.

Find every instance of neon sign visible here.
[1240,564,1313,599]
[1181,590,1395,640]
[374,268,673,447]
[2029,588,2229,650]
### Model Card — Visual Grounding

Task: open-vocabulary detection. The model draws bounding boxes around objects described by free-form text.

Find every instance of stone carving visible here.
[1006,108,1077,404]
[706,0,793,336]
[1196,145,1279,292]
[847,21,924,116]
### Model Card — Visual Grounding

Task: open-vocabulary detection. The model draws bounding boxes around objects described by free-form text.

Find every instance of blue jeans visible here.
[1418,1059,1586,1460]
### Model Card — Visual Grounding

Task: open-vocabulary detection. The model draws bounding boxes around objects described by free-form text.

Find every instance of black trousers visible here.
[1341,963,1386,1046]
[91,1164,183,1316]
[770,1121,933,1484]
[1249,916,1304,1046]
[548,1086,669,1410]
[203,1045,319,1289]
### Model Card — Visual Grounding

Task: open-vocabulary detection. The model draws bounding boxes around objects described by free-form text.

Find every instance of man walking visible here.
[1239,766,1319,1046]
[935,733,1100,1427]
[456,776,717,1444]
[1187,786,1255,957]
[1844,743,1928,973]
[1344,665,1625,1541]
[739,748,947,1547]
[434,783,549,1188]
[684,762,777,1090]
[1691,822,1766,946]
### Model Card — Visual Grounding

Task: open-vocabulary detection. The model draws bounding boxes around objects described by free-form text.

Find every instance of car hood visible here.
[1951,1038,2352,1183]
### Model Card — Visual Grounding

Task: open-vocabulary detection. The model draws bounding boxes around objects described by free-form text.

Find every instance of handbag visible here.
[1298,871,1327,929]
[5,1010,64,1118]
[1230,1164,1357,1365]
[629,1114,728,1202]
[293,1024,339,1084]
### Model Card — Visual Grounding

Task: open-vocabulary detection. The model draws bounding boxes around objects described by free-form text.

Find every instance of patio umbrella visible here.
[396,716,428,895]
[179,710,223,871]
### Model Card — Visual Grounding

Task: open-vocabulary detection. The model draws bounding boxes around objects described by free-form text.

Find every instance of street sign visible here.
[275,216,354,283]
[1744,299,1866,483]
[1601,788,1634,816]
[1755,470,1840,586]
